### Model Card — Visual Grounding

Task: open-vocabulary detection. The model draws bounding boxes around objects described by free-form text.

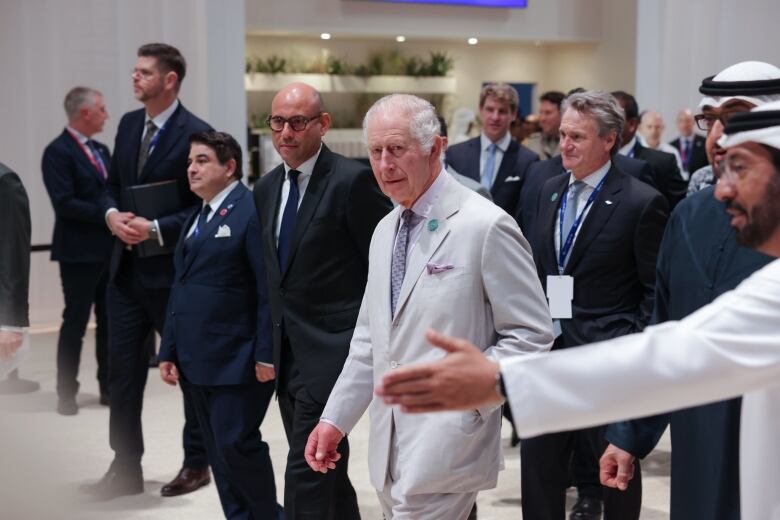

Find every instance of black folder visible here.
[126,179,182,257]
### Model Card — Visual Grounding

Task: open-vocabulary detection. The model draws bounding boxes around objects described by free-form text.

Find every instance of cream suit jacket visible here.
[323,172,554,495]
[504,258,780,520]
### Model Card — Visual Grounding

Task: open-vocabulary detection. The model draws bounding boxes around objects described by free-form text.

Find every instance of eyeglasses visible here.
[694,109,744,132]
[265,114,322,132]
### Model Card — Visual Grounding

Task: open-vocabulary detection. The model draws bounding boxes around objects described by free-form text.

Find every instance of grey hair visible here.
[562,90,625,154]
[64,86,100,120]
[362,94,441,154]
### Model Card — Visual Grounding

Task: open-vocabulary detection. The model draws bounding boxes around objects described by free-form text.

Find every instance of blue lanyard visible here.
[557,176,606,273]
[147,117,170,152]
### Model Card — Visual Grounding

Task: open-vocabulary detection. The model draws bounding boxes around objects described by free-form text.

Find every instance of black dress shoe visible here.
[160,467,210,497]
[57,397,78,416]
[570,496,603,520]
[81,469,144,500]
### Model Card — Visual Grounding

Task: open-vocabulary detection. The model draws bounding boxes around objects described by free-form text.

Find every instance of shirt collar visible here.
[568,159,611,189]
[407,168,448,218]
[203,180,239,211]
[66,126,89,144]
[283,143,322,182]
[146,99,179,130]
[480,131,511,153]
[619,135,638,156]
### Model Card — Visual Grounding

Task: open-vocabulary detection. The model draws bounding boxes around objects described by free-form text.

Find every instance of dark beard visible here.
[733,173,780,247]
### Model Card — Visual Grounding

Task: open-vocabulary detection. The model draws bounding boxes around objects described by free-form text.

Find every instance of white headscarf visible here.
[698,61,780,109]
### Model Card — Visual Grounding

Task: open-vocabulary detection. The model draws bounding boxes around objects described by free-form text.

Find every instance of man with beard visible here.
[376,99,780,520]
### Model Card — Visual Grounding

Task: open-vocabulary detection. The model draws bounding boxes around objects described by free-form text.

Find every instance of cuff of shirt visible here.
[0,325,26,333]
[255,362,274,368]
[105,207,118,232]
[319,417,346,436]
[154,219,164,246]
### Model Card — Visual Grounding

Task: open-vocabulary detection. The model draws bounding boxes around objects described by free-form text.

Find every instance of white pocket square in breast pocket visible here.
[504,176,521,182]
[426,262,454,275]
[215,225,231,238]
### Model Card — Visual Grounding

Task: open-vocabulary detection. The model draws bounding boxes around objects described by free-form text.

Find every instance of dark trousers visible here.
[278,351,360,520]
[56,261,109,398]
[106,259,206,473]
[521,427,642,520]
[183,378,278,520]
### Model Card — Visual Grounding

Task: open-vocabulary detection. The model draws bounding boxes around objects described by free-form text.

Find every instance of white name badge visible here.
[546,275,574,319]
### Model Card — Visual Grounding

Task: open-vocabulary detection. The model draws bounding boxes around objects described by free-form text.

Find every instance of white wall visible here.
[636,0,780,142]
[246,0,602,43]
[0,0,246,327]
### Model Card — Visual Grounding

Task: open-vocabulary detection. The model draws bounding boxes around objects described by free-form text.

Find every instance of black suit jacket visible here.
[445,136,539,222]
[253,145,393,403]
[631,140,687,211]
[101,103,212,288]
[42,129,113,263]
[531,165,668,347]
[519,154,654,238]
[670,134,708,174]
[160,183,272,386]
[0,165,31,327]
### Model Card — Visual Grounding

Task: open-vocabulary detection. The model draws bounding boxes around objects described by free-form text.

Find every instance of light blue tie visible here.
[560,181,585,265]
[481,143,497,190]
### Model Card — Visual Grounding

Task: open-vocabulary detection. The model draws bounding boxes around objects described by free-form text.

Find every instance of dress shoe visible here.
[99,393,110,406]
[160,467,210,497]
[57,396,78,416]
[81,469,144,500]
[569,496,603,520]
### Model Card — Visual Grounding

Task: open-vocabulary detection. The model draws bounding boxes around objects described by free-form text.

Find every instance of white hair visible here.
[363,94,441,155]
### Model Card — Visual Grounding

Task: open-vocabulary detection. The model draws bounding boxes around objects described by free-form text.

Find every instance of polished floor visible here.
[0,330,671,519]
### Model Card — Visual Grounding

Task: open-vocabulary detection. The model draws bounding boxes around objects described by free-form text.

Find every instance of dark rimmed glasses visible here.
[266,113,322,132]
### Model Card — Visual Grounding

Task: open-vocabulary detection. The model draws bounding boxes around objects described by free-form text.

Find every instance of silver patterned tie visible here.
[390,209,419,318]
[137,120,158,178]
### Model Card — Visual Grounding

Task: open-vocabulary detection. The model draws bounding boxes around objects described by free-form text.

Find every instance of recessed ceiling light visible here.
[467,37,478,45]
[320,33,332,40]
[396,35,406,43]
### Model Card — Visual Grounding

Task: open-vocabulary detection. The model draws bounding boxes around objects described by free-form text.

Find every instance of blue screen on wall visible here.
[372,0,527,7]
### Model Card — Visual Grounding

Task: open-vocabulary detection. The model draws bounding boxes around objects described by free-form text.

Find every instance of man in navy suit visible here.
[446,82,539,223]
[670,109,708,176]
[89,43,211,499]
[521,91,668,520]
[159,131,281,520]
[42,86,112,416]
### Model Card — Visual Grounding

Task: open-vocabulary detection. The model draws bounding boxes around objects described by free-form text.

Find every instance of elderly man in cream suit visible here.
[305,94,554,519]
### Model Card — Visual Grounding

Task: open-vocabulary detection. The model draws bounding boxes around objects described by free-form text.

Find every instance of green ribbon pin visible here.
[551,192,558,202]
[427,219,438,231]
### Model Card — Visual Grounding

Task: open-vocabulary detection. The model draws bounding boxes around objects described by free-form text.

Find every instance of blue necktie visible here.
[278,170,301,269]
[481,143,497,190]
[86,140,107,180]
[184,204,211,256]
[560,181,585,265]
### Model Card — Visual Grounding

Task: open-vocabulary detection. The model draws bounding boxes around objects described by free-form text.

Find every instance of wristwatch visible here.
[495,370,507,400]
[148,221,159,241]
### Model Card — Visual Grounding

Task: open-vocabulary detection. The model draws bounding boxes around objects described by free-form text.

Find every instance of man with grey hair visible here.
[520,90,668,520]
[305,93,554,518]
[446,82,539,224]
[42,86,111,416]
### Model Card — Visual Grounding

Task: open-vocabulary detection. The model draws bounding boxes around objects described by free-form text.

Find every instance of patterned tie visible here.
[137,120,158,178]
[390,209,421,317]
[184,204,211,257]
[86,140,108,180]
[481,143,497,190]
[680,138,690,171]
[277,170,301,269]
[561,180,585,262]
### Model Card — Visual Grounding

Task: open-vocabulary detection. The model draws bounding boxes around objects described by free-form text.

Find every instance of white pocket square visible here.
[427,262,454,274]
[504,176,521,182]
[215,225,231,238]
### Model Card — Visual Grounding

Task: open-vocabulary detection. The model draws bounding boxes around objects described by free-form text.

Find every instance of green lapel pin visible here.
[551,192,559,202]
[427,219,438,231]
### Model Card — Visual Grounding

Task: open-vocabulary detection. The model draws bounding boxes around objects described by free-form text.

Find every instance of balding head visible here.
[269,82,331,169]
[676,109,694,137]
[638,110,665,149]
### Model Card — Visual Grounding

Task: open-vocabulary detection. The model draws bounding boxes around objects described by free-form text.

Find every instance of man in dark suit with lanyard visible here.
[159,131,282,520]
[42,86,112,416]
[445,82,539,223]
[88,43,211,500]
[670,109,708,176]
[254,82,392,519]
[521,90,668,520]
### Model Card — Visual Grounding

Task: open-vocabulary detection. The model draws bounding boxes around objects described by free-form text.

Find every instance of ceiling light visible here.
[396,35,406,43]
[467,37,478,45]
[320,33,331,40]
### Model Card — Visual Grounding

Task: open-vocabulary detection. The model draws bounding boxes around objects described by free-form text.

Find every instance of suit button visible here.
[171,311,176,316]
[279,289,285,297]
[274,321,281,328]
[390,361,399,369]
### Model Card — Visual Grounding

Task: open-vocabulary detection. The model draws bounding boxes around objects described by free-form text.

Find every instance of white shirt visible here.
[479,132,511,188]
[274,145,322,245]
[618,136,638,157]
[554,160,611,260]
[393,168,448,270]
[502,258,780,520]
[142,99,180,155]
[185,181,238,239]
